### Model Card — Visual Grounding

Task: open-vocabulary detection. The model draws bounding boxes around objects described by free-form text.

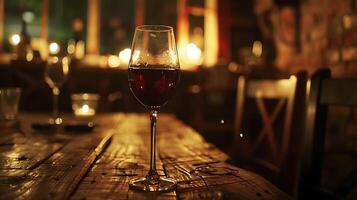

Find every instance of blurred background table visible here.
[0,113,290,199]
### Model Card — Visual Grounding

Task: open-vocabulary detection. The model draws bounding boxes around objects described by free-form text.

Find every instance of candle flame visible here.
[82,104,90,112]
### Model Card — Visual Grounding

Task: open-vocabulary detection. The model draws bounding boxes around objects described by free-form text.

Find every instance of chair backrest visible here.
[234,71,307,196]
[300,68,357,198]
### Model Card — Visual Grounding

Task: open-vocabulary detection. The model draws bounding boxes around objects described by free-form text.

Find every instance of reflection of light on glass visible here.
[10,34,21,46]
[119,48,131,66]
[169,50,178,64]
[186,43,202,63]
[239,133,244,138]
[131,50,140,63]
[252,41,262,57]
[220,120,225,124]
[108,55,120,68]
[49,42,60,54]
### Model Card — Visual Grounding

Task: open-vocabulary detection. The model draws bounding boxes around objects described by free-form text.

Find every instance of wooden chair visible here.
[300,68,357,199]
[233,71,307,197]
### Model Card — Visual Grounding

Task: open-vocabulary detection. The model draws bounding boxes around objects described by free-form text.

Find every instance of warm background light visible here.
[9,34,21,46]
[22,11,35,23]
[186,43,202,62]
[49,42,60,54]
[252,41,263,57]
[67,39,76,54]
[62,57,70,75]
[179,42,203,70]
[118,48,131,66]
[26,50,33,62]
[108,55,120,68]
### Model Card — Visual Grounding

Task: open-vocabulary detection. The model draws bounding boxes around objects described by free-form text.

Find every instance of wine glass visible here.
[128,25,180,192]
[45,56,70,125]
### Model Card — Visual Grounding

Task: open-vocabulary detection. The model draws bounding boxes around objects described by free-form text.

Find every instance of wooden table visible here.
[0,113,291,199]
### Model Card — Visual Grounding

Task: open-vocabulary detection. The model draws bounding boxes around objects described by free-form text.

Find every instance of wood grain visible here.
[72,114,291,200]
[0,113,290,200]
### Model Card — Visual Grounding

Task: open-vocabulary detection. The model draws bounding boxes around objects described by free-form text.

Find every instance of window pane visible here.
[4,0,41,52]
[100,1,135,54]
[48,0,87,49]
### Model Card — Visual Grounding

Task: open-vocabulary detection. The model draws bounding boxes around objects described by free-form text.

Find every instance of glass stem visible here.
[146,110,159,184]
[52,87,60,119]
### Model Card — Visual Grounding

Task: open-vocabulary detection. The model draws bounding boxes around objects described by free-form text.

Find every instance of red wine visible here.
[128,66,180,109]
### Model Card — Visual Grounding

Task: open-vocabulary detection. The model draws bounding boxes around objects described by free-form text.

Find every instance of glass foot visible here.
[129,177,177,192]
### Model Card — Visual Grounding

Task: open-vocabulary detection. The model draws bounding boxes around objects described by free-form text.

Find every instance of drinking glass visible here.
[45,56,70,125]
[0,88,21,121]
[128,25,180,191]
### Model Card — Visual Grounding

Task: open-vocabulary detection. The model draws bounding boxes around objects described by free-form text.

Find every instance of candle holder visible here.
[71,93,100,117]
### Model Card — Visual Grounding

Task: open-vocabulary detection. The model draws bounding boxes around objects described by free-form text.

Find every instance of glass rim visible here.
[136,25,173,32]
[71,93,100,101]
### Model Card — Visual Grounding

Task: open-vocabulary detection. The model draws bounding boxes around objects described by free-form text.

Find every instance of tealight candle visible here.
[74,104,96,116]
[71,93,99,117]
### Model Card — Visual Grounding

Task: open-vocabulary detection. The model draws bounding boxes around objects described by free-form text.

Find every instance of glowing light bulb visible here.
[10,34,21,46]
[252,41,262,57]
[49,42,60,54]
[108,55,120,68]
[186,43,202,62]
[118,48,131,66]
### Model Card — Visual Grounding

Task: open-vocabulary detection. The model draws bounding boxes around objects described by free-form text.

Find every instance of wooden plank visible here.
[0,113,123,199]
[0,127,70,171]
[72,114,177,200]
[63,132,113,199]
[72,114,291,199]
[0,113,290,199]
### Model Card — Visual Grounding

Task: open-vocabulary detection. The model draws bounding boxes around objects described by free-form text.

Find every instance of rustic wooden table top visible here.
[0,113,291,200]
